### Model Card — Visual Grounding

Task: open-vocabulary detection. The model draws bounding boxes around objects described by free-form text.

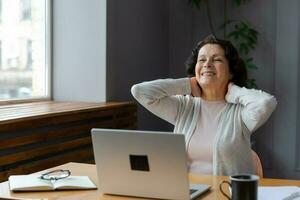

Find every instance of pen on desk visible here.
[283,191,300,200]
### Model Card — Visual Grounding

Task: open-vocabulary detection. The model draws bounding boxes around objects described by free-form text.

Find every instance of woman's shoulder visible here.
[175,95,201,116]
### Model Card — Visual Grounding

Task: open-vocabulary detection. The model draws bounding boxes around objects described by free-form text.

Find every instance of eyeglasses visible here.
[40,169,71,181]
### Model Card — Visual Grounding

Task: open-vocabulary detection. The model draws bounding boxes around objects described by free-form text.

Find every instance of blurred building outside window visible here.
[0,0,50,101]
[20,0,31,21]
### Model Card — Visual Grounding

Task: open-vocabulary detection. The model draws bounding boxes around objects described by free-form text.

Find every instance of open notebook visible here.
[9,175,97,192]
[258,186,300,200]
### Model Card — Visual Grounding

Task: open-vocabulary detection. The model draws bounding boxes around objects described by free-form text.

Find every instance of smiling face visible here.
[195,44,232,91]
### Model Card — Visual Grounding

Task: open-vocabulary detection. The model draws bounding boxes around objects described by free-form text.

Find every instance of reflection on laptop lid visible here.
[91,128,210,200]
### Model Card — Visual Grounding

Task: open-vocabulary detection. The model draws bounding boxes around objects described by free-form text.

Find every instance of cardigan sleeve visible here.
[131,78,191,124]
[225,84,277,132]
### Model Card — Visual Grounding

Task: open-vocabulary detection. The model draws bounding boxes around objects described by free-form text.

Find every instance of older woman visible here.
[131,35,277,176]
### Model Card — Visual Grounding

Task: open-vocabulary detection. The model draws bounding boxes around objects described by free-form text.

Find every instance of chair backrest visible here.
[251,150,263,178]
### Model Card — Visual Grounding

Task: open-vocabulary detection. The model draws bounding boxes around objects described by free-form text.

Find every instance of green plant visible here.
[189,0,258,88]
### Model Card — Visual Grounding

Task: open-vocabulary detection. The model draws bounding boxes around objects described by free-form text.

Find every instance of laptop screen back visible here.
[91,128,190,200]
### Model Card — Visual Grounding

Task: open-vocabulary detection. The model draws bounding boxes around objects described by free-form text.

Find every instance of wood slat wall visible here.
[0,101,137,182]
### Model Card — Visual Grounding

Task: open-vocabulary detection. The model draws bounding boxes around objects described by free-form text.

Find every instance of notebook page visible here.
[9,175,53,191]
[258,186,300,200]
[53,176,97,190]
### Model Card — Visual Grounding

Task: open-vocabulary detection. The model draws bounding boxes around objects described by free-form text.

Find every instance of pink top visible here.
[187,98,226,174]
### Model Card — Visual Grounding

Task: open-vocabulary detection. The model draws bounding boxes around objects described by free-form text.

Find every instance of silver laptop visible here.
[91,128,210,200]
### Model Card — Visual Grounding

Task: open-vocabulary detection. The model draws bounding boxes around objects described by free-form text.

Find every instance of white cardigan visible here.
[131,78,277,176]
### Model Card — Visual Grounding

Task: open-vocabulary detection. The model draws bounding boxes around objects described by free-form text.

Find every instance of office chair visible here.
[251,150,263,178]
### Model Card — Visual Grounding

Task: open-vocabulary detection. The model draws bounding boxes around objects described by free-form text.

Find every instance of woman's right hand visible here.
[189,77,202,97]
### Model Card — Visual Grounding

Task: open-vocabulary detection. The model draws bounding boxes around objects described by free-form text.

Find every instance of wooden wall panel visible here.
[0,101,137,182]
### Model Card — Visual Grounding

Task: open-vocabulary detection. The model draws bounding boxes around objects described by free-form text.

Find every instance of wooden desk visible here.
[0,162,300,200]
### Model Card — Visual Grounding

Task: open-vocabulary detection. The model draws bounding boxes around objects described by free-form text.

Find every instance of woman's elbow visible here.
[265,96,277,113]
[248,96,277,122]
[131,83,149,102]
[256,96,277,121]
[131,84,138,98]
[131,84,144,99]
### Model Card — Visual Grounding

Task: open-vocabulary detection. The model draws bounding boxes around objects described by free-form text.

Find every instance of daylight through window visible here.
[0,0,50,101]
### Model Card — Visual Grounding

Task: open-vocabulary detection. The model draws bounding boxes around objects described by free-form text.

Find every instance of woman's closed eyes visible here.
[197,58,224,63]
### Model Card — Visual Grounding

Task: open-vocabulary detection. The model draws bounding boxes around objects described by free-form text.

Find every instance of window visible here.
[20,0,31,21]
[0,0,51,101]
[0,41,2,69]
[0,0,2,23]
[26,40,32,70]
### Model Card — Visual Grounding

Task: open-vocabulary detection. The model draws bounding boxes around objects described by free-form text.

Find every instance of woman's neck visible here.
[201,86,227,101]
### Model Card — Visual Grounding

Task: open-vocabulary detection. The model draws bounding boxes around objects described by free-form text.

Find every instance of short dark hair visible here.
[185,35,247,87]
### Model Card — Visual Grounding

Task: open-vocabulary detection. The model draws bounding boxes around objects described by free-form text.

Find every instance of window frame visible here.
[0,0,52,105]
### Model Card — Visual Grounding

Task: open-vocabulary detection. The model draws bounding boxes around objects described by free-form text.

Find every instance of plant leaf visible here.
[246,78,257,89]
[227,21,259,55]
[219,19,237,30]
[244,58,258,70]
[189,0,204,9]
[245,57,253,62]
[233,0,253,7]
[234,0,242,6]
